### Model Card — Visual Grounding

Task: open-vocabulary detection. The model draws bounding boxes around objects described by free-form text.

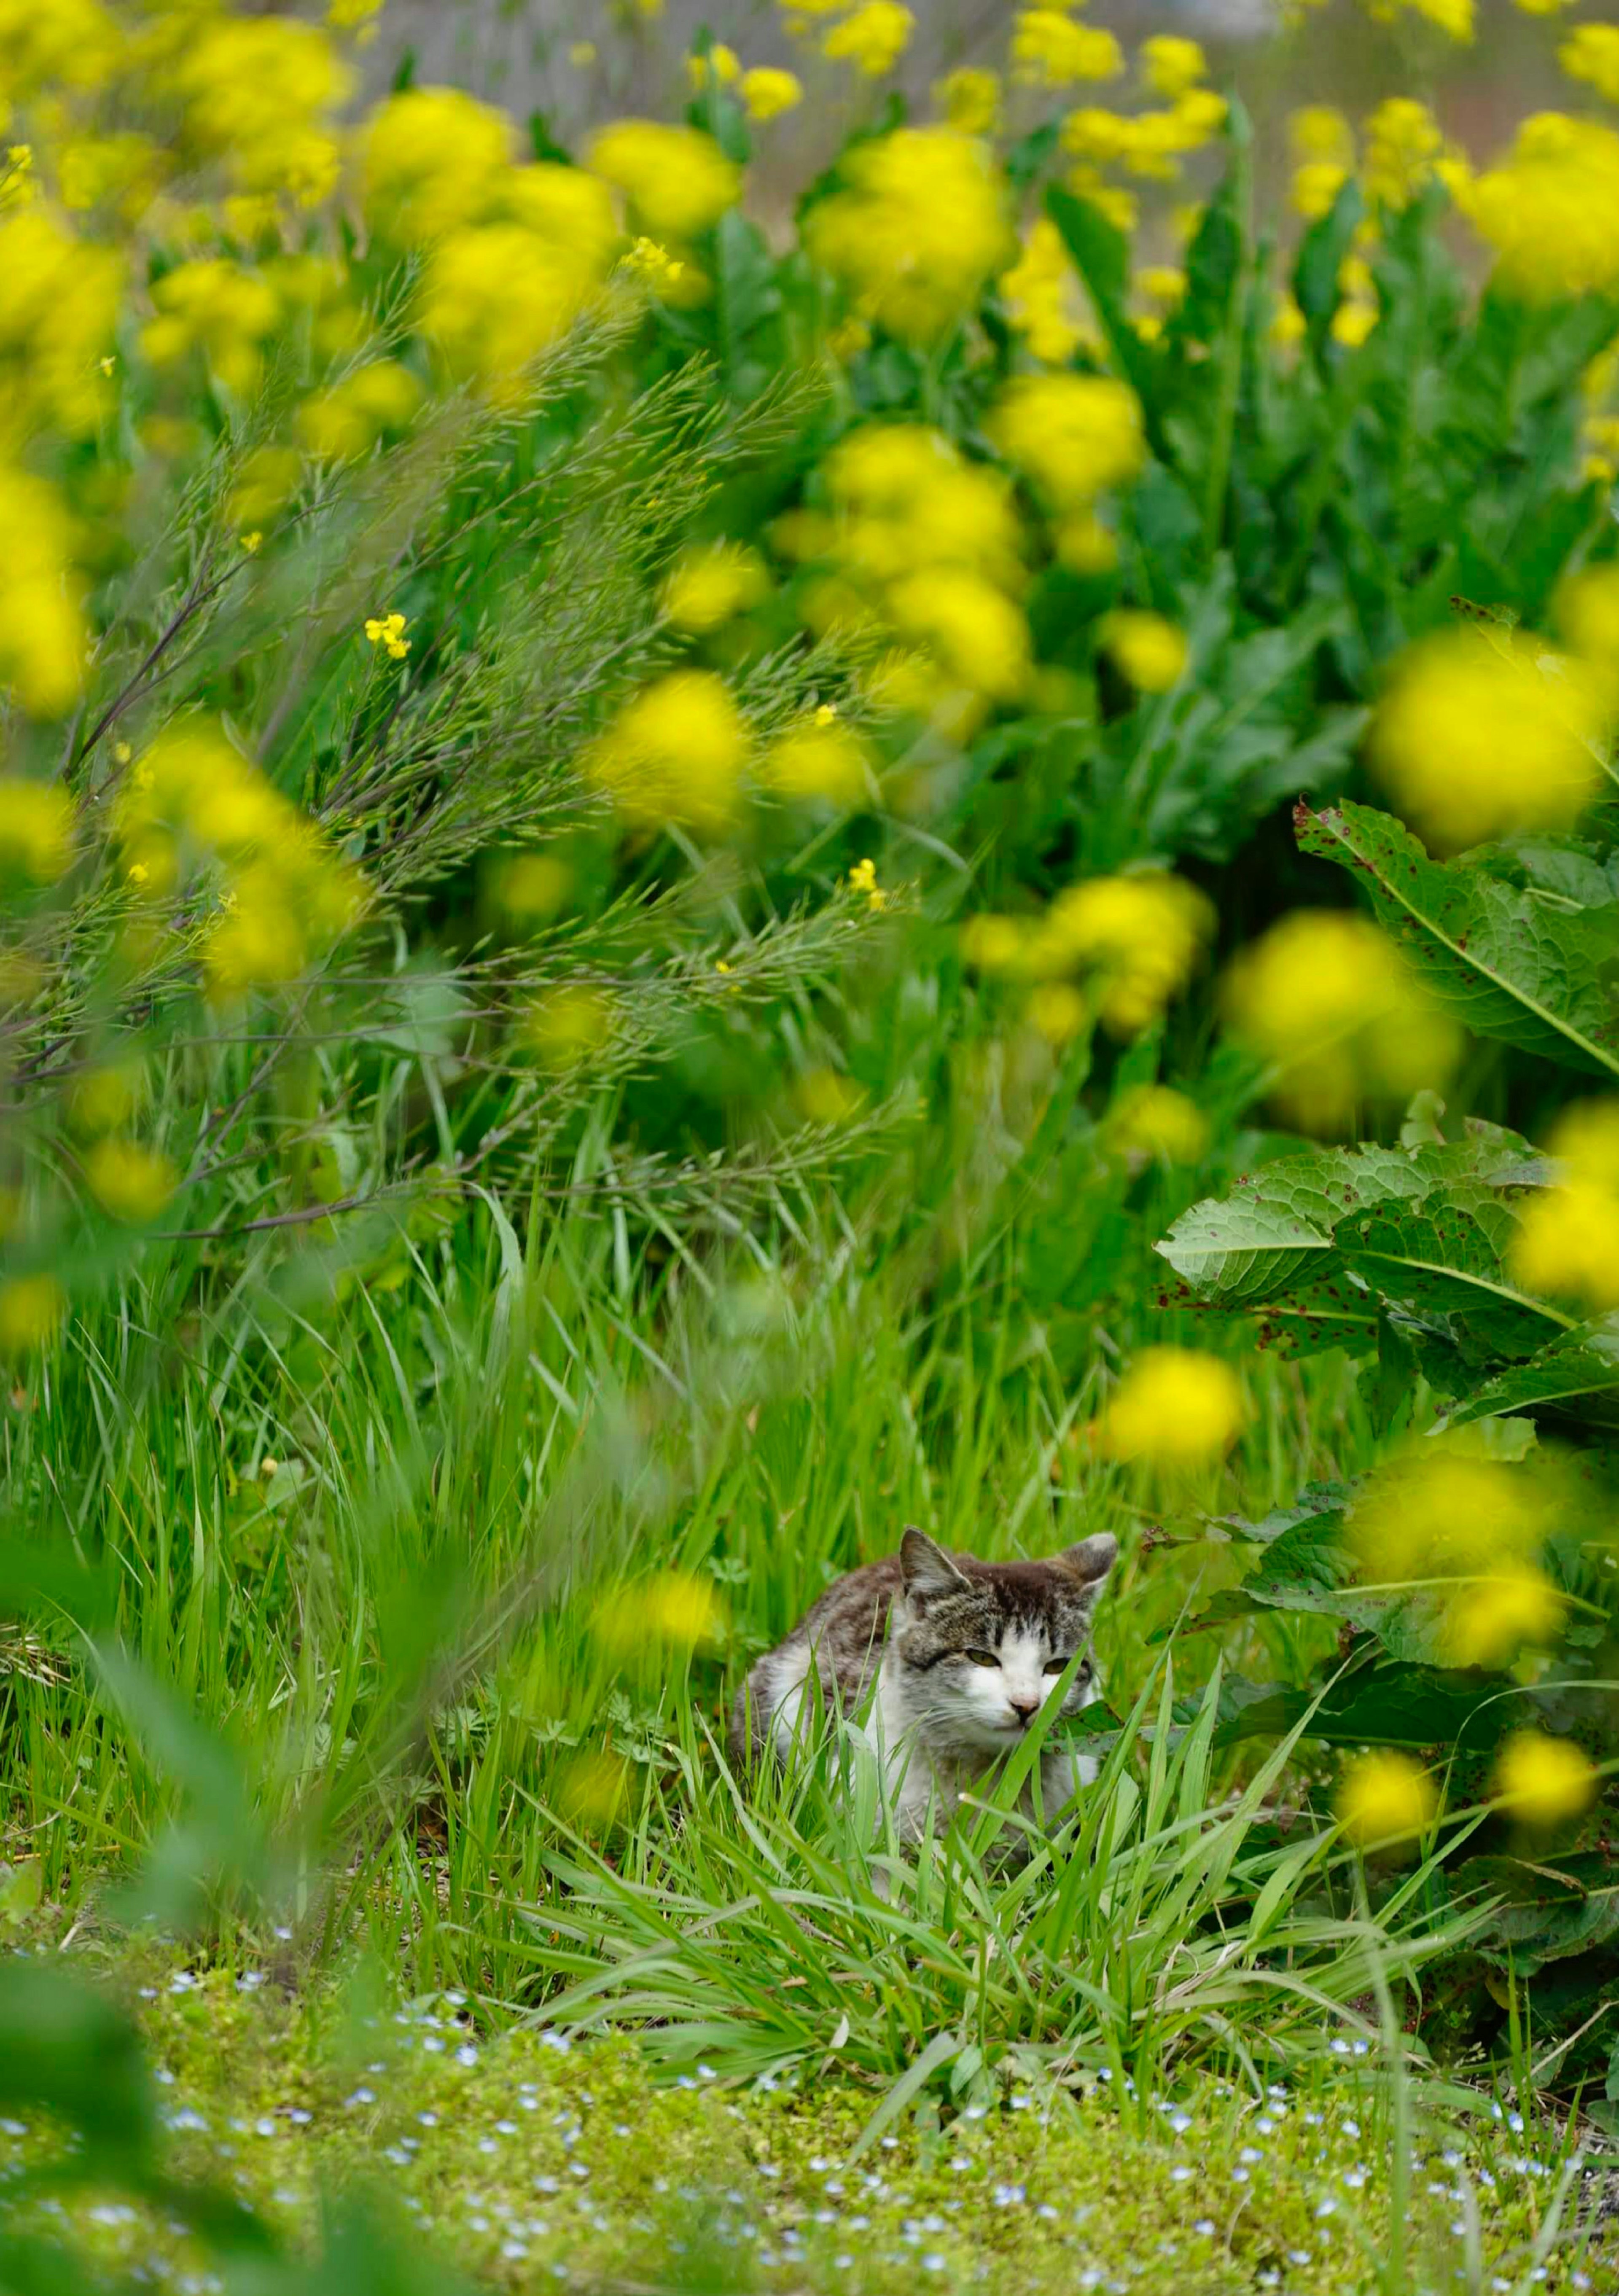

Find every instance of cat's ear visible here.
[1058,1532,1118,1596]
[900,1526,970,1600]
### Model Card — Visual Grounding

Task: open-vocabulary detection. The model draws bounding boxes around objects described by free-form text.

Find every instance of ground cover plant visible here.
[3,0,1619,2288]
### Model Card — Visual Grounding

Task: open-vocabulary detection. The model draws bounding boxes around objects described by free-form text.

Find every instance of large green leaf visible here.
[1297,801,1619,1080]
[1045,184,1163,447]
[1336,1185,1575,1363]
[1443,1315,1619,1432]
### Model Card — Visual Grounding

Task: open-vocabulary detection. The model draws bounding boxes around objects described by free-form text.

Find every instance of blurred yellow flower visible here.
[84,1139,176,1225]
[934,67,1001,134]
[584,670,747,833]
[1511,1179,1619,1312]
[848,857,886,911]
[1368,627,1605,852]
[796,1067,863,1123]
[0,1274,65,1356]
[998,218,1092,366]
[1223,911,1460,1133]
[1038,871,1214,1034]
[1349,1454,1557,1587]
[988,373,1144,511]
[806,129,1012,342]
[228,446,302,532]
[1467,115,1619,299]
[760,718,871,807]
[1493,1730,1598,1825]
[488,851,570,926]
[740,67,803,121]
[299,358,420,460]
[0,780,73,884]
[1011,9,1123,89]
[586,119,740,241]
[1107,1083,1209,1164]
[823,1,914,75]
[686,43,740,90]
[1337,1750,1438,1848]
[1097,1347,1245,1464]
[1443,1565,1566,1668]
[1140,36,1208,100]
[661,542,768,634]
[0,467,87,716]
[1560,25,1619,105]
[596,1569,727,1653]
[360,88,514,245]
[1026,981,1087,1043]
[1100,610,1188,693]
[526,986,616,1067]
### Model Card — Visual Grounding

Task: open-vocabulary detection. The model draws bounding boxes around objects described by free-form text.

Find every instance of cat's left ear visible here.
[1058,1533,1117,1598]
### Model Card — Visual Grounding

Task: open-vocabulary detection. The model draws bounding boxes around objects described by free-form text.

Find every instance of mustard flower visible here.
[988,373,1145,511]
[1098,1347,1245,1465]
[741,67,803,121]
[661,542,768,634]
[1560,24,1619,104]
[1493,1732,1598,1825]
[806,128,1013,342]
[586,119,740,241]
[1100,610,1188,693]
[823,2,914,76]
[1467,115,1619,298]
[584,670,748,833]
[84,1140,177,1225]
[1337,1752,1438,1850]
[364,611,410,659]
[933,67,1001,134]
[761,718,871,807]
[360,88,515,244]
[0,778,74,883]
[1010,9,1124,89]
[0,1274,65,1358]
[1139,35,1208,100]
[0,467,86,716]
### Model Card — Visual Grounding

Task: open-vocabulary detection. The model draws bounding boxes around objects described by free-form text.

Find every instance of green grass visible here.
[1,1958,1608,2296]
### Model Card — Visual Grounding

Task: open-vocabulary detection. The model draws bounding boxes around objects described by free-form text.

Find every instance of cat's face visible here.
[886,1527,1116,1756]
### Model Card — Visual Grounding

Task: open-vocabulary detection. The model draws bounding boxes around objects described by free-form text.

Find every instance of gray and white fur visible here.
[729,1526,1116,1839]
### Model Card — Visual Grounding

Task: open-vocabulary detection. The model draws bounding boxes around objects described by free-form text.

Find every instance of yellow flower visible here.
[595,1570,727,1653]
[0,467,86,718]
[1348,1454,1558,1588]
[568,39,597,66]
[1337,1751,1438,1849]
[0,1274,65,1357]
[1560,24,1619,105]
[586,120,740,241]
[1139,35,1207,100]
[228,446,303,532]
[419,173,618,399]
[488,851,570,926]
[1010,9,1124,89]
[796,1067,863,1122]
[1026,981,1087,1043]
[740,67,802,121]
[1100,610,1188,693]
[1368,627,1606,852]
[364,611,410,659]
[525,986,616,1067]
[1361,98,1448,212]
[83,1139,176,1225]
[760,719,871,807]
[987,374,1145,511]
[1107,1083,1209,1164]
[848,857,886,911]
[240,531,262,554]
[823,1,914,75]
[1442,1565,1565,1668]
[933,67,1001,135]
[360,88,515,244]
[584,670,747,833]
[1222,911,1460,1134]
[998,218,1092,365]
[686,43,740,89]
[1038,872,1213,1034]
[1511,1179,1619,1312]
[1467,115,1619,299]
[1097,1347,1245,1465]
[660,542,768,634]
[0,779,74,884]
[887,569,1031,703]
[298,359,421,460]
[805,128,1013,342]
[1493,1731,1598,1825]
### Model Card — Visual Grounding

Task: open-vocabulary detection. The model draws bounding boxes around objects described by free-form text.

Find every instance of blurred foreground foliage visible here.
[4,1,1619,2285]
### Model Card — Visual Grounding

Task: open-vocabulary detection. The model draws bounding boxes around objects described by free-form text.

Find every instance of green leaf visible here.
[1336,1186,1574,1363]
[1442,1315,1619,1432]
[1045,184,1163,449]
[1297,801,1619,1081]
[1293,177,1366,360]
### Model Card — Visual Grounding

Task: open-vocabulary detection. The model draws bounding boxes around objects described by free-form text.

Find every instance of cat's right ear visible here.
[900,1526,970,1599]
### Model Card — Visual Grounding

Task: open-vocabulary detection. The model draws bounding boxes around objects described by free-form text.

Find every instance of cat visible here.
[729,1525,1116,1840]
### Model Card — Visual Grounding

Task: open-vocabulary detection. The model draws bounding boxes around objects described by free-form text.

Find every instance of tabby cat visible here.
[730,1526,1116,1837]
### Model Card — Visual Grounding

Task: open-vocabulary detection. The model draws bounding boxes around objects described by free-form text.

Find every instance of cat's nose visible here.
[1008,1694,1041,1725]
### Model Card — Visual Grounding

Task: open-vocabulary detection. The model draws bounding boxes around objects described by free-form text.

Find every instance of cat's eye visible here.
[1044,1653,1091,1677]
[962,1647,1000,1667]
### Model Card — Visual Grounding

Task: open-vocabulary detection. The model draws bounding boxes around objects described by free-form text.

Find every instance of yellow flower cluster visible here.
[1368,625,1607,852]
[0,465,87,716]
[1337,1751,1437,1850]
[998,219,1095,367]
[115,721,363,998]
[962,870,1214,1038]
[583,670,748,834]
[805,128,1013,343]
[1060,41,1225,231]
[170,14,350,210]
[1465,115,1619,299]
[661,543,769,636]
[1096,1345,1246,1465]
[1222,912,1460,1134]
[1511,1098,1619,1312]
[1350,1454,1565,1671]
[593,1569,728,1656]
[1010,8,1123,91]
[0,777,75,886]
[818,2,914,76]
[586,119,739,245]
[1560,24,1619,104]
[0,206,121,445]
[1493,1730,1597,1825]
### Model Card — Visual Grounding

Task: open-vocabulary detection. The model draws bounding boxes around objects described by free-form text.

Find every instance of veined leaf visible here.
[1297,801,1619,1080]
[1443,1315,1619,1431]
[1337,1187,1574,1361]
